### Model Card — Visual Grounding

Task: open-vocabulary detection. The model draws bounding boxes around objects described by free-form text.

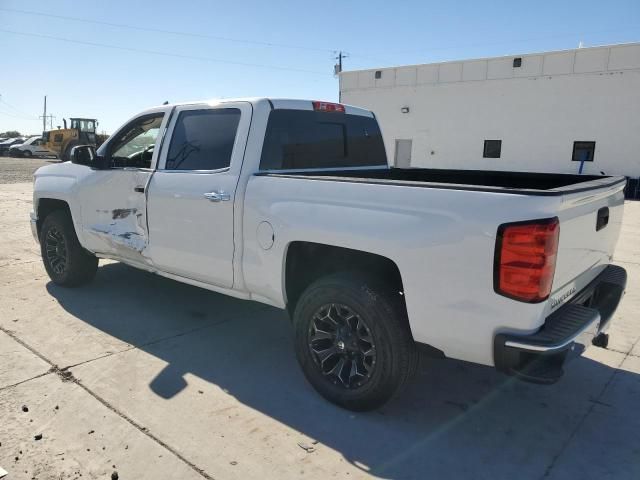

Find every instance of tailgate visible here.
[547,178,626,313]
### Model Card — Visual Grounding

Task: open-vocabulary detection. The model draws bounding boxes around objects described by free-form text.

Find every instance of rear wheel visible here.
[40,210,98,287]
[293,272,417,411]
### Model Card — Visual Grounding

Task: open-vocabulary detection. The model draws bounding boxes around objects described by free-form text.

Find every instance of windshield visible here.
[110,115,163,159]
[70,119,96,133]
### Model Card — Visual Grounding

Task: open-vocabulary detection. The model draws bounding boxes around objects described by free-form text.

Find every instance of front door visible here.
[77,109,169,264]
[146,102,251,288]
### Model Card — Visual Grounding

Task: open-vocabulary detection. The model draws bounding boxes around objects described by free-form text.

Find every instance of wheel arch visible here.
[36,198,72,239]
[283,241,407,317]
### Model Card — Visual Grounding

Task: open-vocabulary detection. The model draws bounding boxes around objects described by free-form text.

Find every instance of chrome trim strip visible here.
[157,167,231,174]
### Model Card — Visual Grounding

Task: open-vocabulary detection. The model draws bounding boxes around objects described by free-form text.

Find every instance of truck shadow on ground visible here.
[47,262,640,480]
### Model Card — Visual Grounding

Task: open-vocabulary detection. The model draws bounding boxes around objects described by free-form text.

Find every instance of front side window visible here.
[109,114,164,168]
[165,109,241,171]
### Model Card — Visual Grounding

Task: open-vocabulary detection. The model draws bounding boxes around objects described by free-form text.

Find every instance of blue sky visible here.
[1,0,639,135]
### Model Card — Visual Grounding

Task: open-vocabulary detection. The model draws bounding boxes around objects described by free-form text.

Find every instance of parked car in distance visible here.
[30,98,627,411]
[9,136,52,157]
[0,137,26,156]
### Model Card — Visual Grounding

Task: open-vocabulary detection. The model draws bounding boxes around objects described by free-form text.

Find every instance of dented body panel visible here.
[76,168,154,263]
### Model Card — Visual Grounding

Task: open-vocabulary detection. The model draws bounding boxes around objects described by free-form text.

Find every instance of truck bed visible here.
[257,167,626,196]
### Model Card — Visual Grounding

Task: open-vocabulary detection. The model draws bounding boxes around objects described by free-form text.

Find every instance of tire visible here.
[592,332,609,348]
[61,142,79,162]
[22,150,32,158]
[293,272,417,411]
[40,210,98,287]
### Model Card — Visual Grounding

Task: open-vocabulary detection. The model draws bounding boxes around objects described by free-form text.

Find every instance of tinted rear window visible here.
[259,109,387,170]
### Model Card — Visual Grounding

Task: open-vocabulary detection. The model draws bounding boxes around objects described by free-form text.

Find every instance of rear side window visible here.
[165,108,241,171]
[259,109,387,170]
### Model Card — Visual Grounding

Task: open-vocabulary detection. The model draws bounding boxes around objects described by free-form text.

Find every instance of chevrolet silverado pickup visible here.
[31,98,627,411]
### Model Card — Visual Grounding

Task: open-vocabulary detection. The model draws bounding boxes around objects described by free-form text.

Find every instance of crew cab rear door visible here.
[146,102,252,288]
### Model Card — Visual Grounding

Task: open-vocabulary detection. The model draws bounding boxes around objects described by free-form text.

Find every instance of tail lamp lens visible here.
[494,218,560,302]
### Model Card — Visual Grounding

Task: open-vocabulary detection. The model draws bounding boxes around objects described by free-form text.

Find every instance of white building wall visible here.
[340,43,640,177]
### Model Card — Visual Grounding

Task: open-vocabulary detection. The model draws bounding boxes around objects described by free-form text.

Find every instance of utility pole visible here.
[334,51,348,76]
[334,51,348,102]
[39,95,55,133]
[42,96,46,132]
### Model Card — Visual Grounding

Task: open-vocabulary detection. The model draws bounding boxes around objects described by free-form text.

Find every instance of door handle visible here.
[596,207,609,231]
[134,186,145,193]
[203,190,230,202]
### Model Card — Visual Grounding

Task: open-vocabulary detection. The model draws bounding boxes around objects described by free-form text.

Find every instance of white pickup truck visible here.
[31,98,627,411]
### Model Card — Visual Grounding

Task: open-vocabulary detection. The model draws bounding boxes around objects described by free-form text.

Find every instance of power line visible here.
[0,109,40,121]
[3,6,637,69]
[0,6,335,54]
[0,98,38,119]
[0,29,332,76]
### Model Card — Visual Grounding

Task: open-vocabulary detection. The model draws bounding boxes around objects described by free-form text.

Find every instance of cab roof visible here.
[149,98,374,118]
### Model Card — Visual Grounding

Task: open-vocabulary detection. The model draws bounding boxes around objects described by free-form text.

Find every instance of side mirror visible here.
[70,145,109,169]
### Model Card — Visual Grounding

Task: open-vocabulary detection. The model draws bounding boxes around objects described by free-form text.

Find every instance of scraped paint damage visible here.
[89,208,148,253]
[112,208,136,220]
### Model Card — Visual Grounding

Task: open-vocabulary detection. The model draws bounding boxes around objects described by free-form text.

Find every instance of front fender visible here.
[33,163,88,248]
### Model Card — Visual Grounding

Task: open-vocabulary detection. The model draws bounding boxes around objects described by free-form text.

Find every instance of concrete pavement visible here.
[0,181,639,479]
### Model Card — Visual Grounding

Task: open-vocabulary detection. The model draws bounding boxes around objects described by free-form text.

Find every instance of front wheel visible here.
[22,150,32,158]
[40,210,98,287]
[293,272,417,411]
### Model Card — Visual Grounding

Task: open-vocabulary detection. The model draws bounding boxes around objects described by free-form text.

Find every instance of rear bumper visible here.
[494,264,627,383]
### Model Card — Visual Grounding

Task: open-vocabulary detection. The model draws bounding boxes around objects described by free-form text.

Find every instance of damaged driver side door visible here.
[77,109,170,265]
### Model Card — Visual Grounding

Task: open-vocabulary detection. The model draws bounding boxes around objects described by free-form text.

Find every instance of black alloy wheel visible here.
[44,225,68,276]
[308,303,377,389]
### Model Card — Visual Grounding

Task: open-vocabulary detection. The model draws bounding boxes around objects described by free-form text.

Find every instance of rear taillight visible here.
[494,218,560,303]
[312,101,345,113]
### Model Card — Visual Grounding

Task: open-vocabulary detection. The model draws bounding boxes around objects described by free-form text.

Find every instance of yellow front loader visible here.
[43,118,108,161]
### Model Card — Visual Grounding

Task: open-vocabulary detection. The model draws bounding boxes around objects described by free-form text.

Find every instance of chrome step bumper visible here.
[494,264,627,384]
